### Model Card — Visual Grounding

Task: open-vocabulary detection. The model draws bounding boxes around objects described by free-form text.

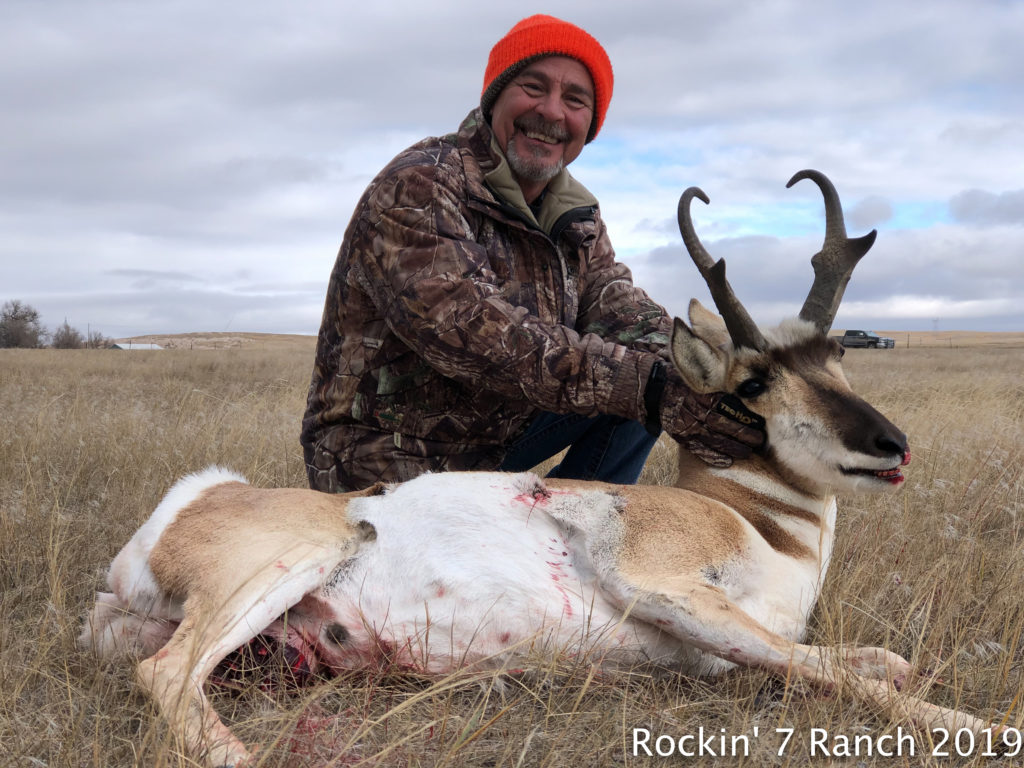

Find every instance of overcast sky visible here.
[3,0,1022,338]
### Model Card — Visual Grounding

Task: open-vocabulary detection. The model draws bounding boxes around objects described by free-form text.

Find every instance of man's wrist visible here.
[643,360,667,436]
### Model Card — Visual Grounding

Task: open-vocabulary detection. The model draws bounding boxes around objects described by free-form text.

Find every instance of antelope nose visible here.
[876,432,907,456]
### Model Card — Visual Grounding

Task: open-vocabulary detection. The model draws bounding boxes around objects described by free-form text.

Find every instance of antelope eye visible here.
[737,378,766,398]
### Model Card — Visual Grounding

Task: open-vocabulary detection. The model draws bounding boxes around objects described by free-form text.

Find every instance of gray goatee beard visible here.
[506,117,568,184]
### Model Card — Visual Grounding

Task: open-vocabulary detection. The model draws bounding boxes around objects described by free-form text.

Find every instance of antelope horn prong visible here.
[787,170,877,334]
[678,188,767,351]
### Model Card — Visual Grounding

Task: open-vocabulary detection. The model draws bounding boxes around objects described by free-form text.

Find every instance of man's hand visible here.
[645,363,767,467]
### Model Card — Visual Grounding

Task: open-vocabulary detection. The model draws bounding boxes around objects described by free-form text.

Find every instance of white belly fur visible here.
[310,472,678,673]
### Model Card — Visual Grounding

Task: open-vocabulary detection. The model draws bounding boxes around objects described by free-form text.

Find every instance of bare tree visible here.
[52,319,85,349]
[86,329,111,349]
[0,300,49,348]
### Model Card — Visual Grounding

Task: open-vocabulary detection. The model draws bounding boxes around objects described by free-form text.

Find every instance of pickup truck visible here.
[833,330,895,349]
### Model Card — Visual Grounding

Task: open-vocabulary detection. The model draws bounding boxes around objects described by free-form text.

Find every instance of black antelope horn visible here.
[678,188,767,351]
[787,169,877,334]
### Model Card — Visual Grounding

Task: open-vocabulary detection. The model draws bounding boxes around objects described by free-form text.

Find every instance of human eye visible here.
[517,80,545,97]
[565,93,592,110]
[563,88,593,110]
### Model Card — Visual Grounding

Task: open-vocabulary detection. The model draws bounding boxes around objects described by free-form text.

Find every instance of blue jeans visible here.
[498,412,657,484]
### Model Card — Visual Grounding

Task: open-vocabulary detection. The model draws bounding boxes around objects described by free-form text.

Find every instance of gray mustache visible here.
[514,116,569,142]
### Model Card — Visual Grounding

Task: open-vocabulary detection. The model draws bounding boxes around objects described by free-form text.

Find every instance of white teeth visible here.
[525,131,559,144]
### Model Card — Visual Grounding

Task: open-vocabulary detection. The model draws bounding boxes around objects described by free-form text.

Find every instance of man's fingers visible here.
[684,438,734,468]
[705,408,766,450]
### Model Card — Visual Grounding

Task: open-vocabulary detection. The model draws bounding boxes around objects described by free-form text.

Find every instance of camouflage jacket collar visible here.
[457,108,598,237]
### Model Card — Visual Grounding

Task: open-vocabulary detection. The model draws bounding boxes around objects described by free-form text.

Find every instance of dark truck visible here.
[833,330,895,349]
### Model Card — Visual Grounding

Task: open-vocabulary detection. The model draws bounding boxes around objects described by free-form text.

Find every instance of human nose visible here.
[532,89,566,122]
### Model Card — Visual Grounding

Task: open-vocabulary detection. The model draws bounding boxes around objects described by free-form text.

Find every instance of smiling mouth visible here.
[513,115,568,147]
[523,130,561,145]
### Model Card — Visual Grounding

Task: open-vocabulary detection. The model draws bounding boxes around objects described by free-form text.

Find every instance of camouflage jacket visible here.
[301,108,670,491]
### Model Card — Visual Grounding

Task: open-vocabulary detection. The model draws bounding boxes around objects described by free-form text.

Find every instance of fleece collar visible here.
[458,109,598,235]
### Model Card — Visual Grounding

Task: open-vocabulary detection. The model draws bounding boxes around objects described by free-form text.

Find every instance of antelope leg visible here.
[604,577,993,736]
[135,542,344,768]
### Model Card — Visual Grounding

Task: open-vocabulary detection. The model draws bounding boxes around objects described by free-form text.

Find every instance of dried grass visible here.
[2,343,1022,766]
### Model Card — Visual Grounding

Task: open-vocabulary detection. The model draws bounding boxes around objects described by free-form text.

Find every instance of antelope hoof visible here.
[844,646,913,682]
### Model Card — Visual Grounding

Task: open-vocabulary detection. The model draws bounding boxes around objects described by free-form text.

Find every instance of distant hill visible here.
[113,332,317,351]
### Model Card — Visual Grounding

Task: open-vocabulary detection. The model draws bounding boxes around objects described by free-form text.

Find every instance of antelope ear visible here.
[687,299,731,350]
[670,313,728,393]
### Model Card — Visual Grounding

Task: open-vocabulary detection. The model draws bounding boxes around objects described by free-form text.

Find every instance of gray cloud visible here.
[2,0,1022,336]
[949,189,1024,227]
[105,269,205,290]
[849,196,894,231]
[626,221,1024,332]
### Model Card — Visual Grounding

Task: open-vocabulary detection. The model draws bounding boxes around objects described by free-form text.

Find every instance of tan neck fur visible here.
[674,447,836,562]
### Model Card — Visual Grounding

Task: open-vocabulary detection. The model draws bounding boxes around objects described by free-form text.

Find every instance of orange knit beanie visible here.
[480,15,613,143]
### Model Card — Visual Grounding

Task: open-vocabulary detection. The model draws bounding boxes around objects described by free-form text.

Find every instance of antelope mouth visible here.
[841,450,911,485]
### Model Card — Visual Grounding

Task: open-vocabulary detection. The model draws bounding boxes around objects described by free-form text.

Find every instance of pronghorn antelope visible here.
[81,171,999,767]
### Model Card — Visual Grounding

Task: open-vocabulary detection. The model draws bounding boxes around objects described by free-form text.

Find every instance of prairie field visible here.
[2,340,1023,767]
